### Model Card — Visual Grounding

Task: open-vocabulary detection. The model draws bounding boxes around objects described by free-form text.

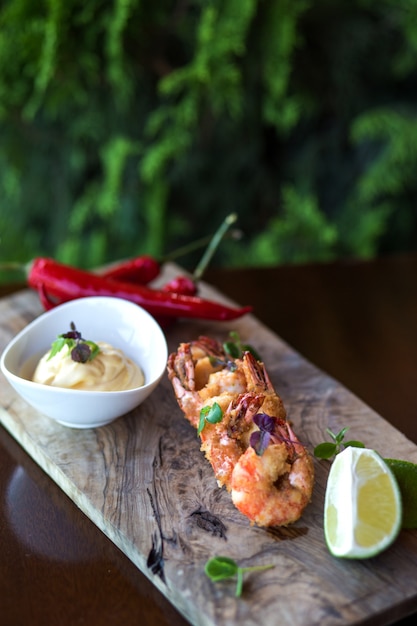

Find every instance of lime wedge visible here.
[324,447,402,558]
[385,458,417,529]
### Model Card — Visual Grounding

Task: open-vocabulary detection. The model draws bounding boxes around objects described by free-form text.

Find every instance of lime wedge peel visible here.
[324,447,402,559]
[385,458,417,529]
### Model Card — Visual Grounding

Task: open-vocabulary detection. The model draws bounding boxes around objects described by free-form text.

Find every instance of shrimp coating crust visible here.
[167,335,314,527]
[231,421,315,527]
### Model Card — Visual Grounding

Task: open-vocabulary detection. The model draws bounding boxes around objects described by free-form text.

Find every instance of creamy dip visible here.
[32,341,145,391]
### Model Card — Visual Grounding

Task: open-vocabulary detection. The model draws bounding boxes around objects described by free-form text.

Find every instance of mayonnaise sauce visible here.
[32,342,144,391]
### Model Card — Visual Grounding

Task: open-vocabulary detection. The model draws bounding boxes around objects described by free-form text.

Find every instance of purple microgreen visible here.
[253,413,275,433]
[198,402,223,435]
[47,322,100,363]
[250,413,277,456]
[250,430,271,456]
[204,556,274,597]
[71,342,92,363]
[208,355,238,372]
[61,322,82,340]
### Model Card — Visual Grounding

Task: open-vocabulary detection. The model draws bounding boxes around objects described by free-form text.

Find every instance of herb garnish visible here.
[198,402,223,435]
[314,427,365,460]
[207,332,262,373]
[48,322,100,364]
[249,413,276,456]
[204,556,274,597]
[223,331,261,361]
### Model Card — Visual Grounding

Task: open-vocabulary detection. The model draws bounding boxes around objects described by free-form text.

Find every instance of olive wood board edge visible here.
[1,264,417,626]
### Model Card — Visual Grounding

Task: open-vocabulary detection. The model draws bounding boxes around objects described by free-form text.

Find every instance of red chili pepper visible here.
[101,255,160,285]
[28,258,252,321]
[40,262,198,320]
[153,275,198,328]
[37,283,57,311]
[162,274,198,296]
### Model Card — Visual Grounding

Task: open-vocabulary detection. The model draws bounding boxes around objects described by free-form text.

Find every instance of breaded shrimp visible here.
[231,418,315,527]
[167,335,314,526]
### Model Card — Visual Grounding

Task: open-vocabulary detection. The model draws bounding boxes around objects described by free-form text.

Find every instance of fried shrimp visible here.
[242,351,287,421]
[200,391,264,489]
[167,335,315,526]
[231,418,315,527]
[167,337,246,429]
[167,336,252,488]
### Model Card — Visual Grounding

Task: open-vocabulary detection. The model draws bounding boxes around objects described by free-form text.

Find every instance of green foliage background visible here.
[1,0,417,274]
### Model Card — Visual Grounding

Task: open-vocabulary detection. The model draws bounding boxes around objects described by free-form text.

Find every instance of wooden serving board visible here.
[1,264,417,626]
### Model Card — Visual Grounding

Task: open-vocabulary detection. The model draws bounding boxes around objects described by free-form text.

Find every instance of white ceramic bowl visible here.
[0,296,168,428]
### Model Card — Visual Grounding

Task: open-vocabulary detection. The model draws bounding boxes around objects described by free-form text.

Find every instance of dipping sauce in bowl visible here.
[33,341,145,391]
[0,296,168,428]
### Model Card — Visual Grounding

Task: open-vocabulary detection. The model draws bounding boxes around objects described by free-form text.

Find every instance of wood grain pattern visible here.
[1,264,417,626]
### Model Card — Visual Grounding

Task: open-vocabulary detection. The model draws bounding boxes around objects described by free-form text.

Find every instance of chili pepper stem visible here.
[0,261,28,274]
[0,214,241,284]
[162,228,241,264]
[192,213,238,282]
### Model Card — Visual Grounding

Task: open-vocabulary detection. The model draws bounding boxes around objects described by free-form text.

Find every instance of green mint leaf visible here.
[223,341,240,359]
[242,344,262,361]
[47,324,100,364]
[85,340,100,360]
[236,568,244,597]
[223,331,262,362]
[314,442,338,459]
[343,440,365,449]
[205,402,223,424]
[205,556,238,581]
[325,428,338,442]
[205,557,274,597]
[197,406,210,435]
[197,413,206,435]
[228,331,240,342]
[326,428,337,443]
[47,336,69,360]
[198,403,223,435]
[335,426,350,443]
[317,427,366,459]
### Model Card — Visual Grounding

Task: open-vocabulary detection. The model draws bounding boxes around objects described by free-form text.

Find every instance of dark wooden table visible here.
[1,253,417,626]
